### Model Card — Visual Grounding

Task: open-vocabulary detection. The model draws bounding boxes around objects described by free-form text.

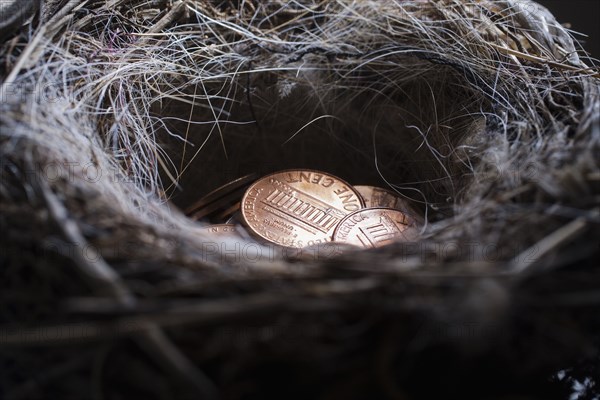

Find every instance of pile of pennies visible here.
[185,169,422,250]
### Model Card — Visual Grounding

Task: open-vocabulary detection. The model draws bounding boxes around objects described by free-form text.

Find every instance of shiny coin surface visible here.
[285,242,361,262]
[185,174,258,216]
[189,190,243,221]
[354,185,421,217]
[224,210,243,224]
[241,169,365,248]
[214,201,240,222]
[197,224,258,263]
[200,224,241,236]
[333,207,417,248]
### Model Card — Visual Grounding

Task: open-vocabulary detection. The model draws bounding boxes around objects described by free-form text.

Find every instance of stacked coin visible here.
[187,169,421,249]
[185,174,257,223]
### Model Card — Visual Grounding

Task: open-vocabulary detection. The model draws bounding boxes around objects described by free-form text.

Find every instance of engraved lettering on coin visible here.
[241,170,365,248]
[354,185,422,225]
[200,224,240,236]
[333,208,417,249]
[354,185,407,211]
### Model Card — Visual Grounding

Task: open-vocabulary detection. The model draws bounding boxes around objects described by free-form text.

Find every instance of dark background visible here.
[537,0,599,59]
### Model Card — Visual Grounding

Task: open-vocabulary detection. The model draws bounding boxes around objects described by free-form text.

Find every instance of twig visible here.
[146,1,188,36]
[509,218,589,275]
[41,180,134,302]
[1,24,46,88]
[43,0,85,29]
[4,351,95,400]
[489,42,600,78]
[0,0,39,42]
[39,178,219,400]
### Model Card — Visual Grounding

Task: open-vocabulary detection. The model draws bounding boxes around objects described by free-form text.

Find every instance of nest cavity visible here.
[1,1,599,399]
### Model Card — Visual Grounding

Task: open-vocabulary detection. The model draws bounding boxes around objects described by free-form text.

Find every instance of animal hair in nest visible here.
[0,0,599,399]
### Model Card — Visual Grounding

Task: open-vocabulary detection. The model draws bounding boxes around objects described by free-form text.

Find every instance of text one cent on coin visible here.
[241,169,365,248]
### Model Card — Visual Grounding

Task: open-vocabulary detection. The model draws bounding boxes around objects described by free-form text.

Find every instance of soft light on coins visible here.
[197,224,264,264]
[184,173,423,252]
[355,185,407,209]
[186,173,257,221]
[354,185,423,223]
[333,207,417,249]
[241,169,365,248]
[200,224,240,236]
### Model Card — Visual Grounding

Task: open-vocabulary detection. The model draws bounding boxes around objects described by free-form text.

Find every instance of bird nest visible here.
[1,0,599,399]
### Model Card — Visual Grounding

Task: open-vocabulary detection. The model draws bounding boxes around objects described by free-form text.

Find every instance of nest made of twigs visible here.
[1,1,599,399]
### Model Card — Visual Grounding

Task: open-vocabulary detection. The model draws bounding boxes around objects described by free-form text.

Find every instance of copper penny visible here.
[188,189,244,221]
[241,169,365,248]
[333,207,417,248]
[286,242,361,262]
[224,210,243,224]
[200,224,241,236]
[185,174,258,216]
[196,224,255,263]
[213,201,241,222]
[354,185,423,224]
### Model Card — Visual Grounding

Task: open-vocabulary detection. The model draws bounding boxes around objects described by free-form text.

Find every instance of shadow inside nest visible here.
[157,62,482,222]
[1,0,599,399]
